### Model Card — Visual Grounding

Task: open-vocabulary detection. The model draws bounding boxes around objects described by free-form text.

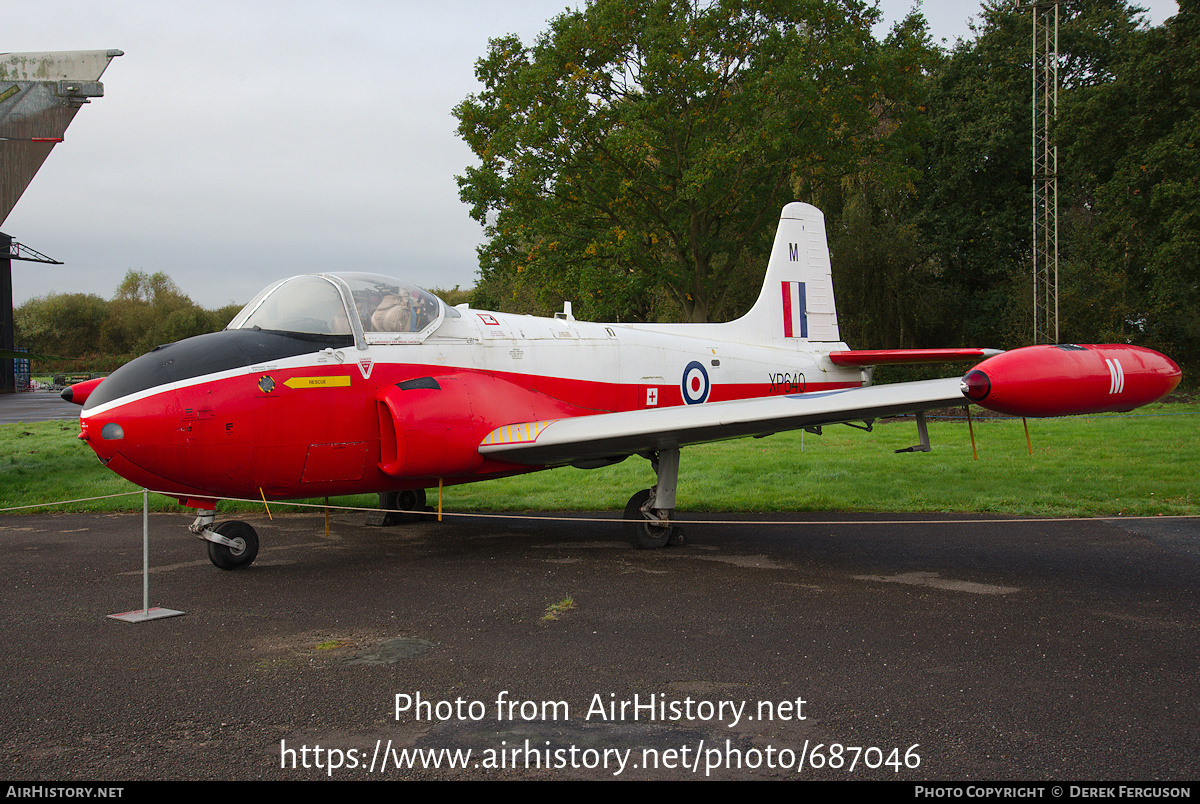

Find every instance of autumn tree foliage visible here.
[1058,0,1200,362]
[455,0,930,323]
[15,270,241,371]
[456,0,1196,380]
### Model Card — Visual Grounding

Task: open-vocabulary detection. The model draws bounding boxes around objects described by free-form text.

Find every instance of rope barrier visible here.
[0,490,143,513]
[4,487,1196,527]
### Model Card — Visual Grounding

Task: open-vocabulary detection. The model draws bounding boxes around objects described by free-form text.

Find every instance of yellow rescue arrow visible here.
[283,376,351,389]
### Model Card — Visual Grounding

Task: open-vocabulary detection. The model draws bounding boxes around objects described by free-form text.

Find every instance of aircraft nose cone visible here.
[79,411,122,463]
[960,369,991,402]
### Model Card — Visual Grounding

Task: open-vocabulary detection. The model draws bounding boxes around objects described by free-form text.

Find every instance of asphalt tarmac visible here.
[0,387,81,424]
[2,505,1198,781]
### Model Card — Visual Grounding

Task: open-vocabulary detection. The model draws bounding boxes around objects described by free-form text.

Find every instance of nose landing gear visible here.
[190,510,260,570]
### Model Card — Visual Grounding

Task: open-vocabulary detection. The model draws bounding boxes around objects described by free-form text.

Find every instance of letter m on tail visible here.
[720,203,841,344]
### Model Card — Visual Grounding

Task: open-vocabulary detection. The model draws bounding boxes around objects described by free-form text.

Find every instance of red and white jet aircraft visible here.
[68,203,1181,569]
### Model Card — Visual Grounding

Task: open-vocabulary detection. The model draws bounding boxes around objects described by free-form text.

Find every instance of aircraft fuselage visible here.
[79,306,862,505]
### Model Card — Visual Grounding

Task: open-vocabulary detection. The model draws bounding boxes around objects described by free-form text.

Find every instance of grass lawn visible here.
[1,405,1196,518]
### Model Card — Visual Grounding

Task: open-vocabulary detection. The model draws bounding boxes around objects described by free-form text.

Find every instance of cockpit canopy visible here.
[227,273,450,345]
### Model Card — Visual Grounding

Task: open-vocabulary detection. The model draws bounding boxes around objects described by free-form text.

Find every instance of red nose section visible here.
[61,377,105,406]
[961,344,1181,417]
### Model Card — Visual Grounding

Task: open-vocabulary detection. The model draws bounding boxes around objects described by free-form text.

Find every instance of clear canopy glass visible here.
[339,273,442,334]
[227,273,447,341]
[228,275,353,336]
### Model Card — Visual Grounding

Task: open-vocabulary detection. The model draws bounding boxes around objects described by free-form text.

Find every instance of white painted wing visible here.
[479,377,967,466]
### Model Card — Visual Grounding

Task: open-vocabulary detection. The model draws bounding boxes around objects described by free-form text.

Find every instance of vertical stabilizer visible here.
[733,202,840,344]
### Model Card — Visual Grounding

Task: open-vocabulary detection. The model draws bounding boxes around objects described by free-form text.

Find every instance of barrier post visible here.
[108,490,185,622]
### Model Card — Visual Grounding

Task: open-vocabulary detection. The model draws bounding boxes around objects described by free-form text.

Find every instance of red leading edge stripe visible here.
[828,348,994,367]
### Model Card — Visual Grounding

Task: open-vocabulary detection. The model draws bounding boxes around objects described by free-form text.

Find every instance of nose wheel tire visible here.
[207,520,260,570]
[623,488,675,549]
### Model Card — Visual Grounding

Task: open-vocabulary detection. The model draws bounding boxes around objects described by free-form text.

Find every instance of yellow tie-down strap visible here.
[481,420,559,447]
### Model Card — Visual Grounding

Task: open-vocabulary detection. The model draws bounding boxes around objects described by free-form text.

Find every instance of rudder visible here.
[733,202,841,344]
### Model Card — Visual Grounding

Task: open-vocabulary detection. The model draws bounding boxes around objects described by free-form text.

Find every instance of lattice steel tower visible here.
[1031,1,1060,343]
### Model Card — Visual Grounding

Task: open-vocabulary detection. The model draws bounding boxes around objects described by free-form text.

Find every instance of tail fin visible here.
[731,202,841,344]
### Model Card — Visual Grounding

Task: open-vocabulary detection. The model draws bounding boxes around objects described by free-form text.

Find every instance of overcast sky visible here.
[3,0,1181,310]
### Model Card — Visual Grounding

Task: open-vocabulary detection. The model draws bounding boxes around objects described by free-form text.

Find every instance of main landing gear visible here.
[190,509,260,570]
[623,448,686,549]
[366,488,433,526]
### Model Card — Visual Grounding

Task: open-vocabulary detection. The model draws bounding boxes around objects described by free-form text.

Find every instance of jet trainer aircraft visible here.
[68,204,1181,569]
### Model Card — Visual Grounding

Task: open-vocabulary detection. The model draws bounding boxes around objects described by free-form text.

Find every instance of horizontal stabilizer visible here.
[828,348,1002,367]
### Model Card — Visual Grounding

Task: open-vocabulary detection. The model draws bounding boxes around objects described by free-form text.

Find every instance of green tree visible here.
[815,9,942,349]
[15,271,246,371]
[455,0,927,323]
[1060,1,1199,366]
[912,0,1032,347]
[113,270,187,307]
[102,270,217,354]
[914,0,1156,349]
[825,175,948,349]
[14,293,109,358]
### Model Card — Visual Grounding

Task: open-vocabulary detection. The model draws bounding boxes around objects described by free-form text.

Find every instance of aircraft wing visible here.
[479,377,966,467]
[1,50,122,224]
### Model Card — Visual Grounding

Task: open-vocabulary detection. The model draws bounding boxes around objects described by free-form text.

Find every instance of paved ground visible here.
[0,388,80,424]
[1,507,1197,781]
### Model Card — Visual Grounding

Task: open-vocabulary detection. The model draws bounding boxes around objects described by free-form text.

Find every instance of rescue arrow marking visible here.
[283,376,351,389]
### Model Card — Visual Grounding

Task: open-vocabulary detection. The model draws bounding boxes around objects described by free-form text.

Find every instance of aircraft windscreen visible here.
[338,274,442,334]
[228,275,353,336]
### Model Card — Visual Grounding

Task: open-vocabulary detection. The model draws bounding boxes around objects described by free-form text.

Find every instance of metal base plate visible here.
[107,607,185,623]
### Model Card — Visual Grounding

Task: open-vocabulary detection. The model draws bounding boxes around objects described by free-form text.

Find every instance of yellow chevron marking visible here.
[482,420,557,446]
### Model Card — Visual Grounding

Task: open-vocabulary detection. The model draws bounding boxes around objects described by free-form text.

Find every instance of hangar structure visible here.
[1,49,121,392]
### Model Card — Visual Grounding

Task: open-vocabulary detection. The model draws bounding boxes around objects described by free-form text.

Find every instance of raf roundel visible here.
[681,361,711,405]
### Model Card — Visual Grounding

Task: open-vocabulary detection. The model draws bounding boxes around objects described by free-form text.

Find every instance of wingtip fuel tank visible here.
[961,344,1182,417]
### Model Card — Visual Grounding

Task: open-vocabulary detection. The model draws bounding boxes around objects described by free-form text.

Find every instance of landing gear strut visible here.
[190,510,260,570]
[366,488,431,526]
[623,448,685,549]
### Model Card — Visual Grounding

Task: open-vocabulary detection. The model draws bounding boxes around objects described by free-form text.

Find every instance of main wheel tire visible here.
[207,520,260,570]
[381,489,428,523]
[623,488,673,549]
[397,488,427,510]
